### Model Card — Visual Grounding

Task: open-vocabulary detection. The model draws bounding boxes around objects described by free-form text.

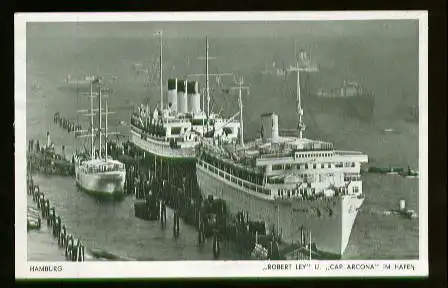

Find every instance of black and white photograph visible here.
[15,12,428,278]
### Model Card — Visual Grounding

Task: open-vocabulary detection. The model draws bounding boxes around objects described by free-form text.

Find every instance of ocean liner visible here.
[195,57,368,257]
[73,77,126,196]
[129,33,240,162]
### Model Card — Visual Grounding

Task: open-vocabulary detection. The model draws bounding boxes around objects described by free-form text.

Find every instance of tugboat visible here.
[73,77,126,197]
[384,200,418,219]
[195,54,369,258]
[400,166,419,179]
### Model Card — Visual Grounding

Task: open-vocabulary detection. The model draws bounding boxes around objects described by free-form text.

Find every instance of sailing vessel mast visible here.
[77,76,116,160]
[100,84,116,161]
[103,98,119,159]
[76,76,98,158]
[98,79,102,158]
[105,98,108,160]
[89,79,95,159]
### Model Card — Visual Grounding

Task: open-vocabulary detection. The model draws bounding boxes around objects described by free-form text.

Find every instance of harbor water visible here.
[25,26,419,260]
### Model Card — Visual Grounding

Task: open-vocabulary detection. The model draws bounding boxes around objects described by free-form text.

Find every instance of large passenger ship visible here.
[196,57,368,257]
[128,33,241,191]
[74,77,126,196]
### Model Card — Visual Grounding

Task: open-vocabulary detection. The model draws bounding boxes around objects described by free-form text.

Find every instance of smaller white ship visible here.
[73,77,126,196]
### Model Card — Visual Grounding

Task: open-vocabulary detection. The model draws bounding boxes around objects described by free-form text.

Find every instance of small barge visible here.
[384,200,418,220]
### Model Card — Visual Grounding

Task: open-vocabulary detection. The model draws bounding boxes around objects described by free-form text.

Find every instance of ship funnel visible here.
[187,80,201,114]
[261,113,279,143]
[167,78,178,112]
[177,80,188,114]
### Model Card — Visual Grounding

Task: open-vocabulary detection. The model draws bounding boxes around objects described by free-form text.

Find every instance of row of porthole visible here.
[273,162,356,171]
[295,152,333,158]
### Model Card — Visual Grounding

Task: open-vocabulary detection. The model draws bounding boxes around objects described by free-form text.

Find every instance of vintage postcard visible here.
[15,11,428,278]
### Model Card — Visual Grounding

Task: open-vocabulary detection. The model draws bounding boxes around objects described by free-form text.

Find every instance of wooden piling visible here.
[212,231,220,258]
[173,210,180,237]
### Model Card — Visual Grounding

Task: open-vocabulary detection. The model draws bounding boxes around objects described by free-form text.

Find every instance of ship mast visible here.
[205,37,210,121]
[287,49,318,139]
[159,31,163,110]
[286,63,306,139]
[89,79,95,159]
[100,85,116,161]
[76,76,99,159]
[189,37,232,133]
[105,98,108,160]
[230,76,249,147]
[98,79,102,158]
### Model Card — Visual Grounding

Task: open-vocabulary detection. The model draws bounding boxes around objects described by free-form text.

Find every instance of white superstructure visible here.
[196,53,368,257]
[129,35,241,159]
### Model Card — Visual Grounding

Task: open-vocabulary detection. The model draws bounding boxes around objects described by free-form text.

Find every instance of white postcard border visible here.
[15,11,429,279]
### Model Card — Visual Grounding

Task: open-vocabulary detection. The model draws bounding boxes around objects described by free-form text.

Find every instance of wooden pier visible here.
[121,141,317,260]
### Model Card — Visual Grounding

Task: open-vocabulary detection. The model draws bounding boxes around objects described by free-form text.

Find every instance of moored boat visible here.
[399,166,419,178]
[196,55,369,258]
[128,33,241,192]
[74,77,126,197]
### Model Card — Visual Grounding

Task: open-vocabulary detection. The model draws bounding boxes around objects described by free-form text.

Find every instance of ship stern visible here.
[77,170,126,198]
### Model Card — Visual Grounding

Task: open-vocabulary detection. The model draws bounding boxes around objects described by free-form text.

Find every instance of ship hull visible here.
[130,129,196,160]
[128,134,199,197]
[75,167,126,196]
[196,162,364,257]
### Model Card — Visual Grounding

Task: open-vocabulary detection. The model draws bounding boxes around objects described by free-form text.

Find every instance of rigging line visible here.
[74,21,81,154]
[145,52,159,93]
[75,22,79,127]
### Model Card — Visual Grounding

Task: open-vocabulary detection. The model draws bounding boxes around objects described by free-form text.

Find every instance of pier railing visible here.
[258,152,293,159]
[334,150,363,156]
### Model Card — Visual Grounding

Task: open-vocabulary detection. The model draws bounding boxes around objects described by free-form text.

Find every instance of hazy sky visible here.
[26,19,419,123]
[27,20,418,40]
